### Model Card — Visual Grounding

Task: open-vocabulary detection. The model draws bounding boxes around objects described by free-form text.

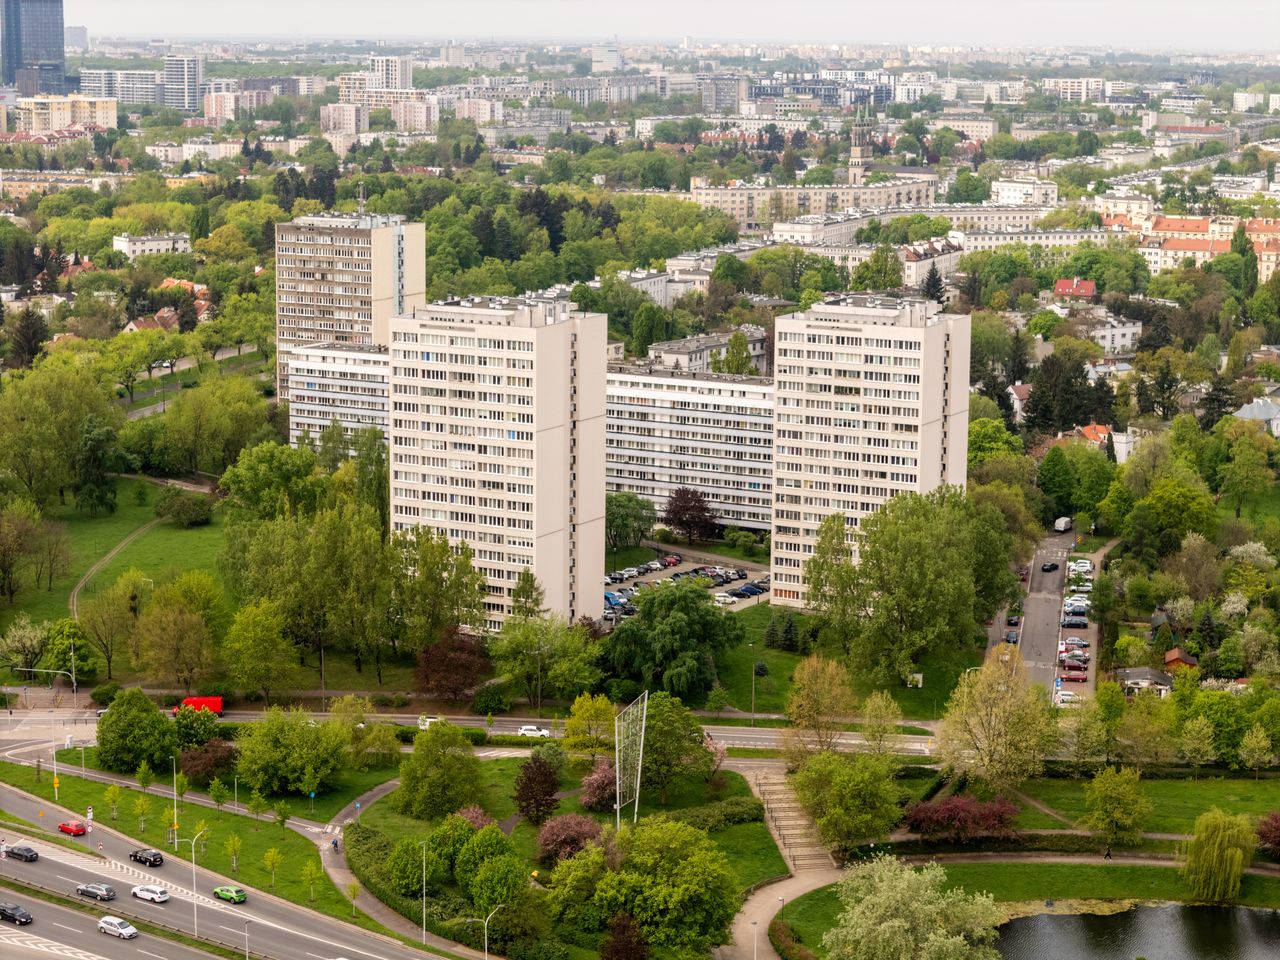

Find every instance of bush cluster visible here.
[154,488,214,527]
[905,794,1019,844]
[537,813,602,866]
[663,796,764,832]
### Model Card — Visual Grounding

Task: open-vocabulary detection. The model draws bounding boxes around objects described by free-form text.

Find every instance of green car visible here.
[213,886,247,904]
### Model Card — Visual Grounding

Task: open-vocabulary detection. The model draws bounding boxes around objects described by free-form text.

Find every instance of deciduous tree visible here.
[784,656,857,755]
[661,486,715,543]
[396,721,482,820]
[1080,766,1152,848]
[1180,808,1255,902]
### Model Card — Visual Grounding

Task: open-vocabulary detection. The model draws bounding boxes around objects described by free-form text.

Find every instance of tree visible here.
[939,644,1058,791]
[640,692,711,805]
[235,706,350,796]
[71,416,124,517]
[793,752,902,850]
[968,418,1022,466]
[601,913,649,960]
[300,858,323,902]
[709,330,755,375]
[538,813,603,866]
[604,580,743,698]
[489,615,600,710]
[604,492,657,554]
[132,794,151,834]
[852,243,904,290]
[394,526,487,648]
[222,599,295,701]
[97,688,177,774]
[784,656,857,755]
[1180,808,1255,903]
[8,308,49,368]
[396,721,482,820]
[103,784,122,821]
[1117,692,1177,770]
[821,855,1001,960]
[1179,714,1219,778]
[173,704,218,750]
[510,568,546,620]
[804,512,856,644]
[262,847,284,889]
[1037,446,1075,520]
[209,779,230,810]
[1218,428,1275,518]
[1239,723,1274,779]
[861,691,903,757]
[564,692,615,758]
[1079,766,1152,848]
[513,754,560,825]
[922,261,945,303]
[661,486,715,543]
[415,626,489,702]
[133,601,213,694]
[0,614,48,675]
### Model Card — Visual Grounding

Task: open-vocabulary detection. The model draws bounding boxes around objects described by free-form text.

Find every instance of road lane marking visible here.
[51,922,79,933]
[137,951,169,960]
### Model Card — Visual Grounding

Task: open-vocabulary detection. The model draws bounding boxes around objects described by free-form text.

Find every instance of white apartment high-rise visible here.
[274,211,426,400]
[770,295,970,607]
[285,341,390,447]
[388,296,606,630]
[368,55,414,90]
[163,54,203,112]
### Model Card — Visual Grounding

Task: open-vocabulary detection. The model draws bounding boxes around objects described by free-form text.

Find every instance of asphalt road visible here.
[0,883,222,960]
[1021,531,1097,701]
[0,784,447,960]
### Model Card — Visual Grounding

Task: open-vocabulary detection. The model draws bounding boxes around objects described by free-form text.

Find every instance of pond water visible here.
[998,904,1280,959]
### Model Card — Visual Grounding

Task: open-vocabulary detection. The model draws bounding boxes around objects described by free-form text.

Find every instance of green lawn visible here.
[785,865,1280,956]
[1020,775,1280,836]
[605,545,663,573]
[0,762,350,919]
[118,352,265,413]
[1218,483,1280,522]
[0,477,157,635]
[78,511,226,601]
[687,539,769,565]
[717,821,789,889]
[53,746,397,823]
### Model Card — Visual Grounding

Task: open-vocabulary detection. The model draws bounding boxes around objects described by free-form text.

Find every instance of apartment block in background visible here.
[770,295,970,607]
[13,93,115,131]
[606,363,774,531]
[274,211,426,400]
[2,0,65,93]
[163,55,203,112]
[284,341,390,447]
[387,296,606,629]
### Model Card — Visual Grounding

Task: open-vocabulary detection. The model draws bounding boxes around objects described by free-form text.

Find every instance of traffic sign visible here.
[1054,677,1062,688]
[86,824,92,834]
[309,792,315,799]
[87,806,94,821]
[52,777,60,789]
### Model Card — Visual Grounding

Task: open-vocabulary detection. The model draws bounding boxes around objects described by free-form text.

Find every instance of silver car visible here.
[98,916,138,939]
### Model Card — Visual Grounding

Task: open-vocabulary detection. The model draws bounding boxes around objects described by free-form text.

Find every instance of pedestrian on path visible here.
[1104,846,1112,861]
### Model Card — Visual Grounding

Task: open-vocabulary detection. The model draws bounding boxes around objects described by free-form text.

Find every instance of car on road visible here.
[76,883,115,901]
[416,714,442,730]
[58,820,87,836]
[129,848,163,867]
[4,845,37,862]
[131,884,169,903]
[517,725,550,738]
[1062,616,1089,629]
[213,886,247,904]
[0,902,32,925]
[98,917,138,939]
[1061,672,1089,683]
[714,592,736,605]
[1040,561,1059,572]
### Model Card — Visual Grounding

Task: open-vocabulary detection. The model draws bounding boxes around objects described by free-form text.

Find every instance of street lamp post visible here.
[466,904,505,960]
[176,828,207,939]
[169,755,178,850]
[751,920,758,960]
[243,918,252,960]
[778,895,786,923]
[233,775,238,812]
[749,642,756,725]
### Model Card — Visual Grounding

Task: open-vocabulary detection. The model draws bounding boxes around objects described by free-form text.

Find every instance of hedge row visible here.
[770,917,820,960]
[664,796,764,832]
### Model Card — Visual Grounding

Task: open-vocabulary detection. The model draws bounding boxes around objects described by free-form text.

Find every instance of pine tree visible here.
[922,261,945,302]
[780,612,799,653]
[763,615,780,649]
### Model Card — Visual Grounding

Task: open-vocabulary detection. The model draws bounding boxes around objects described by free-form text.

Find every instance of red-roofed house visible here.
[1008,381,1033,423]
[1164,648,1199,671]
[1053,278,1097,302]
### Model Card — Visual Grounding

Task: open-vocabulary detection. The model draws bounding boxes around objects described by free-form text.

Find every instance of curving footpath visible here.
[67,518,160,619]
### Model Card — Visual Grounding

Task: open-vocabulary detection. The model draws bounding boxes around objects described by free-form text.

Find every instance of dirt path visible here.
[68,518,161,618]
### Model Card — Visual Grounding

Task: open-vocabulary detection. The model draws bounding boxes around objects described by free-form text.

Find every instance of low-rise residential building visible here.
[690,172,939,232]
[606,363,774,530]
[1086,315,1143,355]
[991,178,1060,206]
[647,325,770,374]
[950,227,1112,253]
[14,94,116,133]
[111,233,192,260]
[285,341,390,447]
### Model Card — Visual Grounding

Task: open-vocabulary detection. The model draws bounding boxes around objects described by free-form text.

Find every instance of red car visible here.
[59,820,87,836]
[1061,673,1089,683]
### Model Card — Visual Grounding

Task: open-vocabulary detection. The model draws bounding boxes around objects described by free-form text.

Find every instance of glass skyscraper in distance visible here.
[2,0,65,94]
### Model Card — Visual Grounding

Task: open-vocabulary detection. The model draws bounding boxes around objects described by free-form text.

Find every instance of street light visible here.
[176,828,207,939]
[465,904,505,960]
[243,918,252,960]
[778,894,786,922]
[169,755,178,850]
[751,920,759,960]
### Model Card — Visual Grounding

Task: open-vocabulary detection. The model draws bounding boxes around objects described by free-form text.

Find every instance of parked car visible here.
[1007,615,1020,626]
[517,725,550,738]
[1004,631,1019,644]
[732,569,748,580]
[0,902,32,925]
[714,593,736,605]
[1061,672,1089,683]
[128,848,163,867]
[1060,660,1088,673]
[740,584,764,596]
[58,820,87,837]
[76,883,116,901]
[131,885,169,903]
[5,845,37,862]
[728,588,751,599]
[622,567,641,579]
[644,561,664,573]
[662,555,681,566]
[213,886,247,904]
[97,917,138,939]
[1056,691,1083,705]
[1062,637,1090,649]
[1041,561,1059,572]
[1062,616,1089,629]
[1073,581,1095,592]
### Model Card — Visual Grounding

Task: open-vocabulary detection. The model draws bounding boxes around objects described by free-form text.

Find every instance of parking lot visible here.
[1013,531,1098,704]
[603,552,771,622]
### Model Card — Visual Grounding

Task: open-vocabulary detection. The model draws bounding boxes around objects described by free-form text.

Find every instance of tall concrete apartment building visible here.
[163,55,203,112]
[284,341,390,446]
[770,295,970,607]
[274,211,426,400]
[387,296,606,630]
[78,68,162,104]
[606,364,774,531]
[2,0,65,93]
[367,55,413,90]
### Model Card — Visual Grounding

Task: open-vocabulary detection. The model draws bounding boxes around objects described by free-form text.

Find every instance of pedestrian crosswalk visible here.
[0,928,110,960]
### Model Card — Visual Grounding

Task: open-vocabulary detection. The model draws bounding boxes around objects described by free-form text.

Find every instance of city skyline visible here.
[63,0,1280,52]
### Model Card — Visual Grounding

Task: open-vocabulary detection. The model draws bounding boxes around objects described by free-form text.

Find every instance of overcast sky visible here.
[64,1,1278,51]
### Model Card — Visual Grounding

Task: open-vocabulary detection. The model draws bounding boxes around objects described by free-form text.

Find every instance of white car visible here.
[1056,691,1083,705]
[98,917,138,939]
[517,725,550,738]
[131,884,169,903]
[714,592,736,605]
[417,715,442,731]
[1073,581,1094,592]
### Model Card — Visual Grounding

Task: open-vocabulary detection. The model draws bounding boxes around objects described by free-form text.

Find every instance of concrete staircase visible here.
[754,771,836,871]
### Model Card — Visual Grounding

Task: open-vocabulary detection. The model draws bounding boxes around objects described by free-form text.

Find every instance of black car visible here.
[1062,616,1089,629]
[75,883,115,901]
[5,845,37,863]
[740,584,764,596]
[129,848,164,867]
[728,588,751,599]
[1041,561,1060,572]
[1006,615,1020,626]
[1004,630,1019,644]
[0,902,32,925]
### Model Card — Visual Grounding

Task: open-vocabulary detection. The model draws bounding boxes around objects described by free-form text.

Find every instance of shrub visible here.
[90,682,120,706]
[905,794,1019,844]
[769,917,819,960]
[665,796,764,832]
[537,813,603,865]
[652,526,676,544]
[194,681,235,700]
[457,805,494,830]
[471,683,511,715]
[601,913,649,960]
[460,727,488,745]
[154,488,214,528]
[532,740,568,775]
[606,679,642,703]
[454,825,514,898]
[429,814,477,871]
[180,738,238,788]
[580,758,617,812]
[97,687,178,774]
[1256,810,1280,856]
[510,942,570,960]
[514,755,560,825]
[395,722,482,821]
